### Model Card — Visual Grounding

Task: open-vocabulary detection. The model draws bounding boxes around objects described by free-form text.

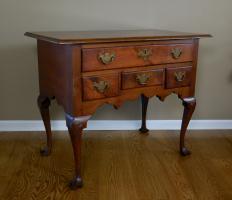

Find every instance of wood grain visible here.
[82,43,194,72]
[166,65,193,89]
[25,29,211,44]
[0,130,232,199]
[121,68,164,90]
[37,40,82,116]
[82,73,120,101]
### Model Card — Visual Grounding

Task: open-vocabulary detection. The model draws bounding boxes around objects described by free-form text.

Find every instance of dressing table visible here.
[25,29,211,189]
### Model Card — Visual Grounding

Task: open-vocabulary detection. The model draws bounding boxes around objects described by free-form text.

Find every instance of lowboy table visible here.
[25,30,211,189]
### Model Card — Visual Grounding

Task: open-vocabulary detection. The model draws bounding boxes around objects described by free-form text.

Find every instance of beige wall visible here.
[0,0,232,120]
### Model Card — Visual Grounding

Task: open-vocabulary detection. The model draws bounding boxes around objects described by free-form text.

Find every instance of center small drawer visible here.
[121,68,164,90]
[82,73,119,101]
[82,43,194,72]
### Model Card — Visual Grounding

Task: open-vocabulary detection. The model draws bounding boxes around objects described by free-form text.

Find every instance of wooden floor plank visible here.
[0,130,232,200]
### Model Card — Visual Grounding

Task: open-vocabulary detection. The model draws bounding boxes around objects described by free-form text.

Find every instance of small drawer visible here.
[122,68,164,90]
[82,73,119,101]
[165,66,193,89]
[82,43,193,72]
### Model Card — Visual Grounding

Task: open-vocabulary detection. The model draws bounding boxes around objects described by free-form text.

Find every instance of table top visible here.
[25,29,211,44]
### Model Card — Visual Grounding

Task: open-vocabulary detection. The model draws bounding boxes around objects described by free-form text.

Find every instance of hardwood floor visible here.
[0,130,232,200]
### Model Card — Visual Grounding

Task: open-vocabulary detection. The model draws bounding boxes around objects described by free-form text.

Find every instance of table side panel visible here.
[37,40,81,115]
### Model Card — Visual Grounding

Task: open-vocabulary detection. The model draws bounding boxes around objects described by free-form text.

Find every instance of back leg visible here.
[37,95,52,156]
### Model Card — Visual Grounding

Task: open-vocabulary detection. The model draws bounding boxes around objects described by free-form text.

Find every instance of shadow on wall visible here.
[229,71,232,83]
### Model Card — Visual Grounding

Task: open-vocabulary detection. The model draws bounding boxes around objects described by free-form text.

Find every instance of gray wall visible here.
[0,0,232,120]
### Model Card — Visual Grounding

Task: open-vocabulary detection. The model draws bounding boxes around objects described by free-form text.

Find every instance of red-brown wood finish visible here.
[25,29,211,44]
[37,95,52,156]
[180,97,196,155]
[65,114,91,189]
[25,29,211,190]
[82,73,120,101]
[165,65,193,89]
[121,68,164,90]
[82,43,194,72]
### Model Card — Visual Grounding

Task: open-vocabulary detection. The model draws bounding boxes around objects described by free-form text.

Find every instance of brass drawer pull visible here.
[138,48,152,61]
[93,81,109,93]
[136,74,150,85]
[98,52,116,64]
[171,48,182,59]
[174,71,186,82]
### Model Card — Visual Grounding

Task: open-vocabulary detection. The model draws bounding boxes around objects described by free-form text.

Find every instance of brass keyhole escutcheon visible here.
[174,71,186,82]
[136,73,150,85]
[98,52,116,65]
[93,81,109,93]
[138,48,153,61]
[171,48,182,59]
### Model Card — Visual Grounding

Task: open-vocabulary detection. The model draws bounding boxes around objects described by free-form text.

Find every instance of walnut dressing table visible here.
[25,30,211,189]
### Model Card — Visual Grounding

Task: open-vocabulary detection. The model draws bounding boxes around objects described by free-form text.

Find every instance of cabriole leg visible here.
[139,94,149,134]
[65,114,91,190]
[180,97,196,156]
[37,95,52,156]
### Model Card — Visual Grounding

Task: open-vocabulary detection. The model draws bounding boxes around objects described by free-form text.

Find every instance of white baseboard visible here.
[0,120,232,132]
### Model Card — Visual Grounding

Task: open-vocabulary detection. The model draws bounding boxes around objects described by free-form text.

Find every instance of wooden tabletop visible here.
[25,29,211,44]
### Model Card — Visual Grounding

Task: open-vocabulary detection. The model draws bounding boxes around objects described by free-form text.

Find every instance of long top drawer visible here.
[82,43,194,72]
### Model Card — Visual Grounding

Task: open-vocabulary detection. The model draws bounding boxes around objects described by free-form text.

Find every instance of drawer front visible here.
[82,43,193,72]
[82,73,119,101]
[165,66,193,89]
[122,68,164,90]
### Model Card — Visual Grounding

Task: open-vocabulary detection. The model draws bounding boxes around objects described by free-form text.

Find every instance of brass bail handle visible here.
[136,73,150,85]
[174,71,186,82]
[138,48,152,61]
[98,52,116,65]
[93,80,109,93]
[171,48,182,59]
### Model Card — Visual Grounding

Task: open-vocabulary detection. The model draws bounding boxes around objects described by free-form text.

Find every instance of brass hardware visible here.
[93,81,109,93]
[174,71,186,82]
[98,52,116,64]
[138,48,152,61]
[171,48,182,59]
[136,73,150,85]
